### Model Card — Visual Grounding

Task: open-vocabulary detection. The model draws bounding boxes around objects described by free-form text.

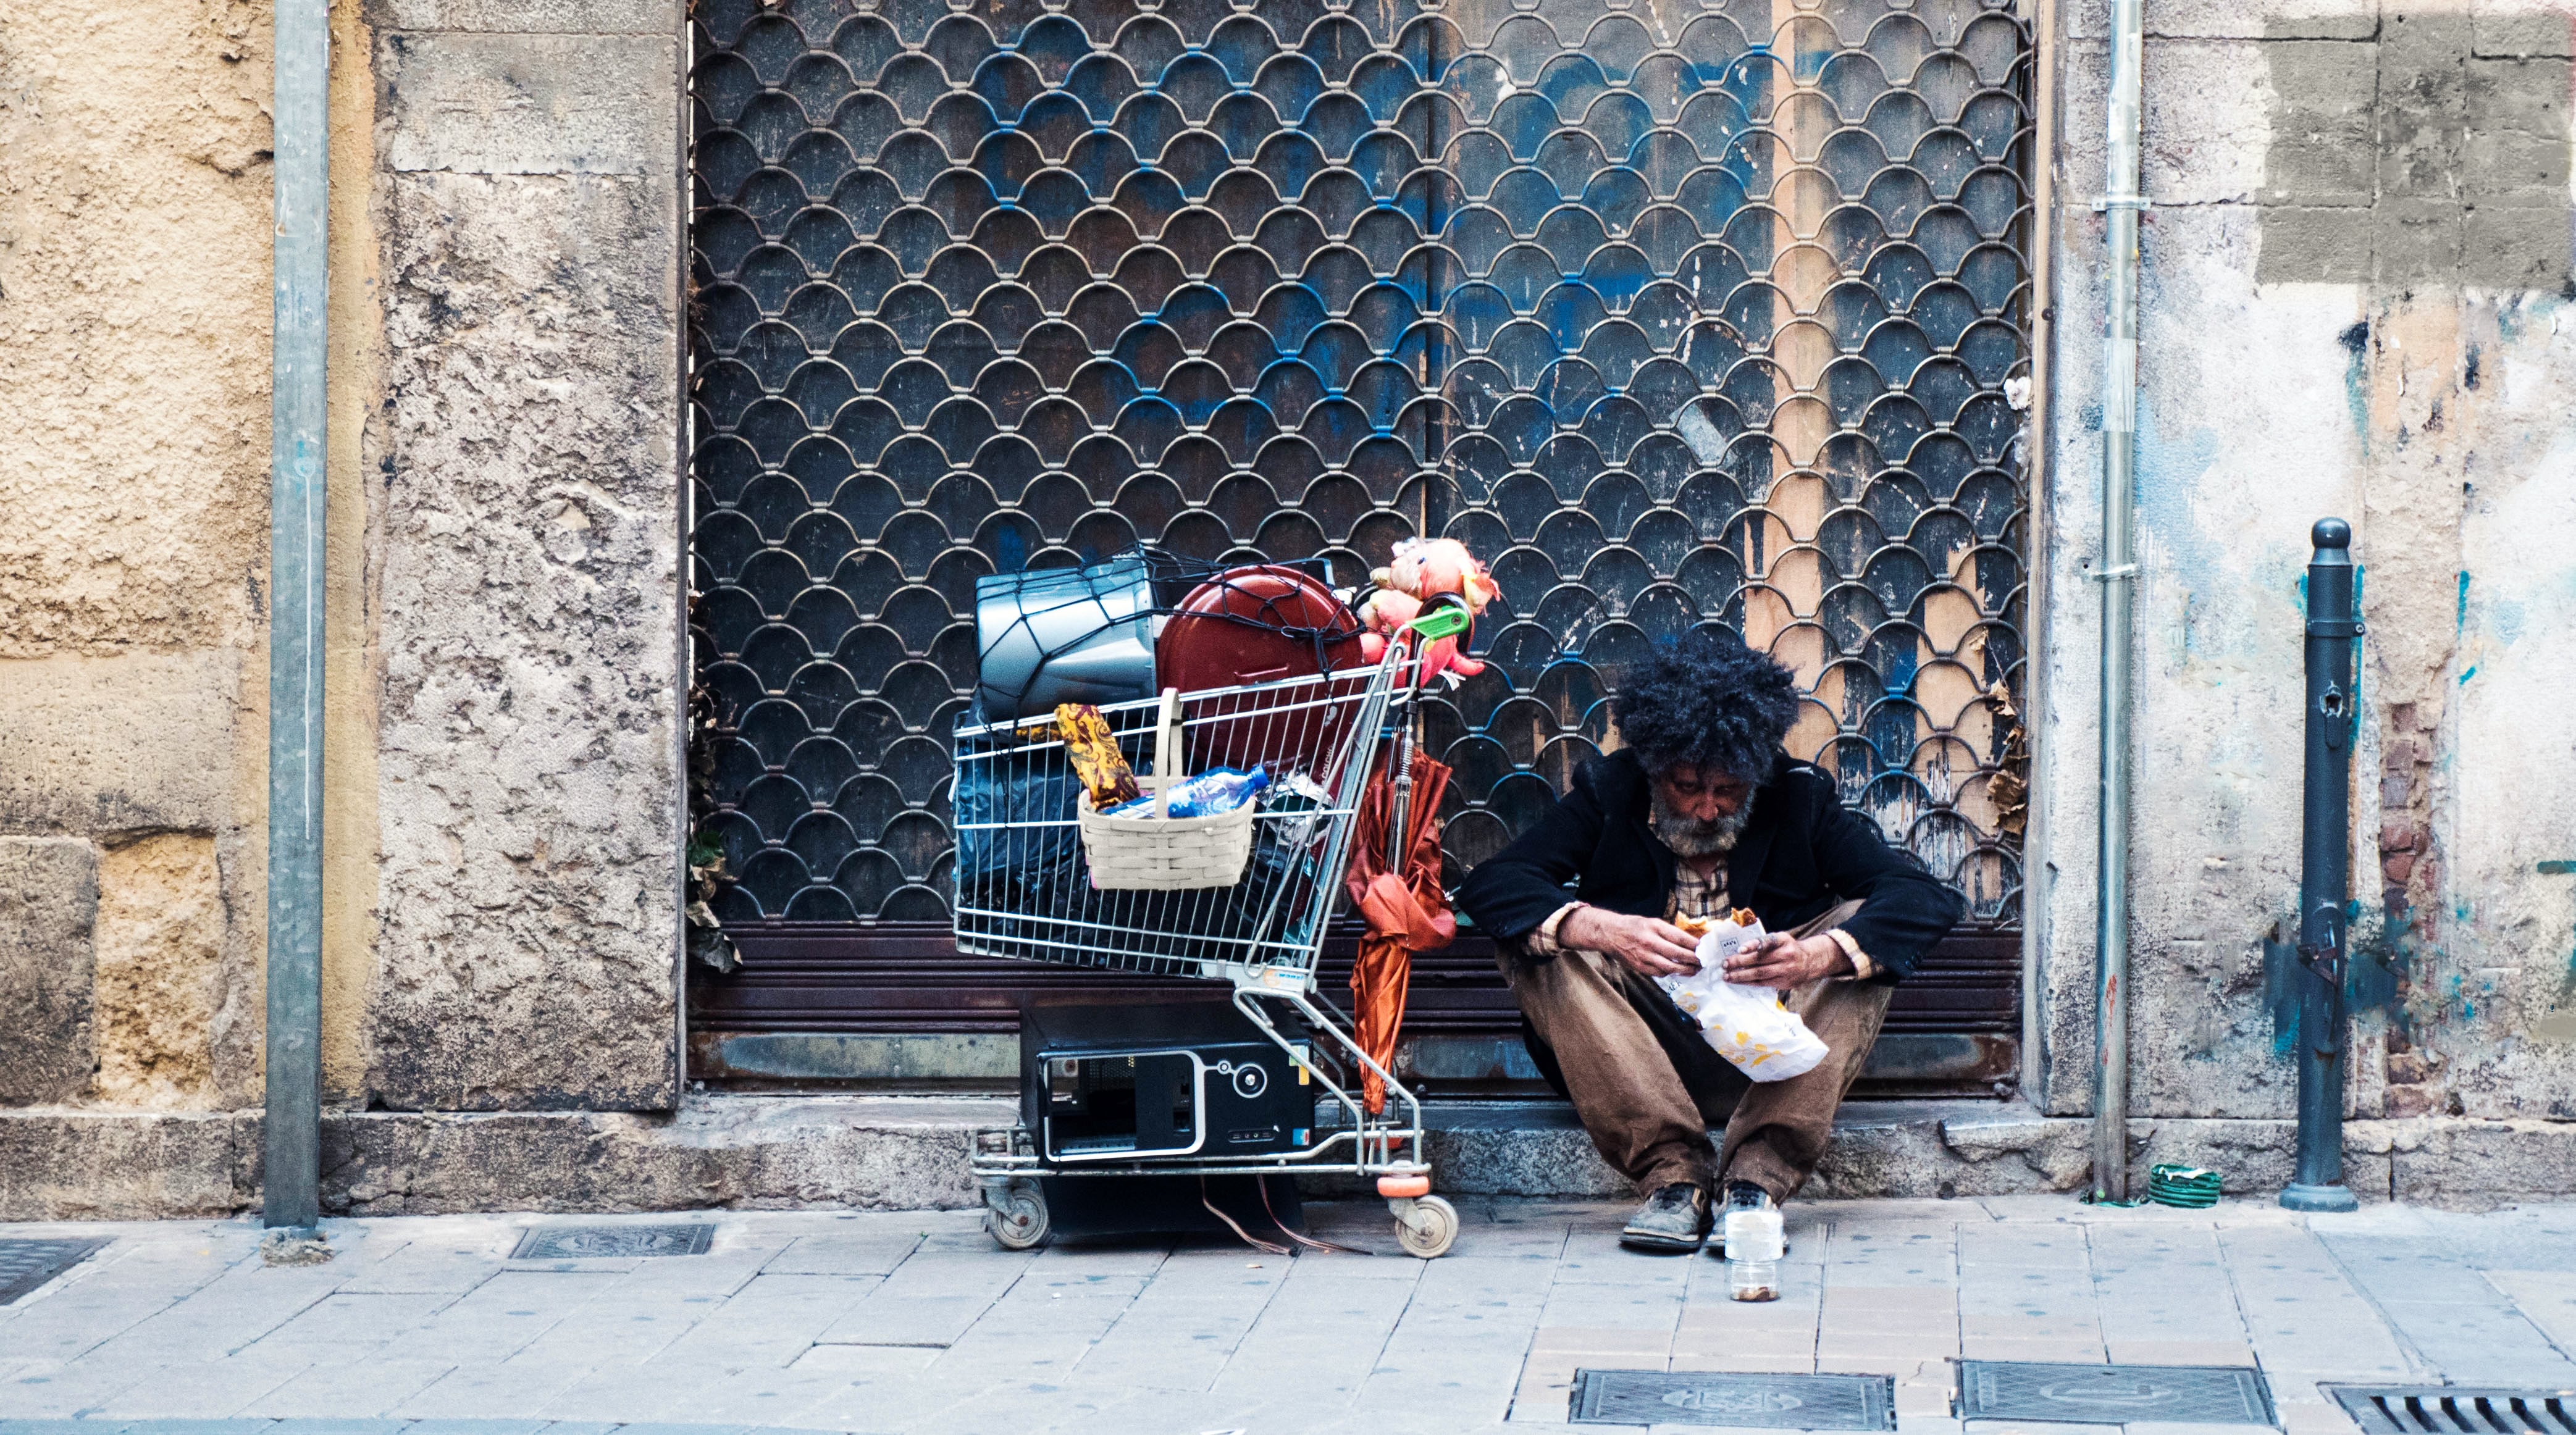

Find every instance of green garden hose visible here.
[2084,1163,2224,1209]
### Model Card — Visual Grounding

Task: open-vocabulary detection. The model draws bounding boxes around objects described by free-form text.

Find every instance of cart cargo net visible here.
[687,0,2036,929]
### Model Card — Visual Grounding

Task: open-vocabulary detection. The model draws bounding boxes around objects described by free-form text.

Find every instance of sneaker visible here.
[1619,1182,1711,1253]
[1717,1180,1785,1259]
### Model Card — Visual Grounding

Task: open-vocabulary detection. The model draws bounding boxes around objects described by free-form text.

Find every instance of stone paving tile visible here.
[2312,1218,2576,1385]
[1040,1386,1283,1435]
[780,1367,965,1434]
[9,1202,2576,1433]
[1825,1285,1961,1336]
[653,1274,887,1370]
[1957,1222,2089,1270]
[330,1223,518,1297]
[241,1294,456,1364]
[505,1255,770,1370]
[1065,1250,1281,1392]
[757,1234,925,1279]
[2483,1270,2576,1352]
[1353,1332,1532,1427]
[2091,1221,2256,1360]
[86,1361,314,1421]
[2420,1207,2576,1272]
[25,1247,340,1371]
[330,1249,507,1299]
[878,1374,1130,1435]
[2276,1397,2364,1435]
[812,1246,1033,1350]
[597,1365,870,1431]
[241,1362,460,1421]
[1826,1226,1962,1288]
[1553,1229,1695,1289]
[2214,1224,2414,1380]
[1204,1255,1423,1408]
[388,1274,624,1370]
[1671,1283,1821,1366]
[936,1299,1132,1386]
[389,1360,597,1421]
[519,1365,724,1427]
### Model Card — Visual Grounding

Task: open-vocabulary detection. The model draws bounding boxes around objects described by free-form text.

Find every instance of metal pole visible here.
[264,0,330,1235]
[2283,519,2361,1213]
[2089,0,2146,1203]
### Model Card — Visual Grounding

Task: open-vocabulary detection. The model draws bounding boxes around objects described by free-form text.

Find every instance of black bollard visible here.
[2282,519,2362,1213]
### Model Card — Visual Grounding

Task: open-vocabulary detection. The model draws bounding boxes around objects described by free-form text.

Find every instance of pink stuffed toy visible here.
[1354,538,1495,684]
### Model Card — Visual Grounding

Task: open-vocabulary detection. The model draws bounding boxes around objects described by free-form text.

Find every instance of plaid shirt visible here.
[1522,856,1875,979]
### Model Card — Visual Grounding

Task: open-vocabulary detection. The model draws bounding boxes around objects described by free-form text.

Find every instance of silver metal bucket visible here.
[974,555,1157,723]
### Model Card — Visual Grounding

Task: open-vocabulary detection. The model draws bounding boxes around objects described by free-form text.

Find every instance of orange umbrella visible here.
[1345,750,1453,1114]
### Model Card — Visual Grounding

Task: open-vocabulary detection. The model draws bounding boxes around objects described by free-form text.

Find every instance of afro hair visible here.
[1613,631,1802,782]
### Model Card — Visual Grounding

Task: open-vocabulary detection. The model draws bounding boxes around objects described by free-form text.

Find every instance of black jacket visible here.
[1456,750,1963,982]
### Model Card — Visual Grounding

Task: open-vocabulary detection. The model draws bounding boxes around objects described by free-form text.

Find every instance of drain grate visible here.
[1571,1370,1896,1429]
[0,1238,109,1305]
[1957,1362,2277,1426]
[509,1223,713,1260]
[2327,1387,2576,1434]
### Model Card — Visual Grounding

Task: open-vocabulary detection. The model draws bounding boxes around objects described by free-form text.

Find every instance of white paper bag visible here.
[1653,915,1830,1082]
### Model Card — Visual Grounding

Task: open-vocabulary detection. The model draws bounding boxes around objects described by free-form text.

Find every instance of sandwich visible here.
[1673,908,1760,938]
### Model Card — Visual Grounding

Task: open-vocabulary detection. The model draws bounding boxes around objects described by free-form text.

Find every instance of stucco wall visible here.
[0,0,686,1121]
[2036,0,2576,1139]
[0,3,275,1113]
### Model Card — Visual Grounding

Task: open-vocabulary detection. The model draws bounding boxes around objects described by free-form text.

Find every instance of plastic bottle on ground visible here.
[1724,1205,1784,1302]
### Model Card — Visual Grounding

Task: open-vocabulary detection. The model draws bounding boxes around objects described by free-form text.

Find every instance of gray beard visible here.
[1650,788,1754,860]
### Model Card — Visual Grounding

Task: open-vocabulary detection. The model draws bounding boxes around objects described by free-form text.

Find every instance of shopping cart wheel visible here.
[984,1178,1050,1250]
[1389,1194,1458,1258]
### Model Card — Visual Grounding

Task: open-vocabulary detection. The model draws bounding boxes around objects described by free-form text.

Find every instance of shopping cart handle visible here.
[1404,605,1469,640]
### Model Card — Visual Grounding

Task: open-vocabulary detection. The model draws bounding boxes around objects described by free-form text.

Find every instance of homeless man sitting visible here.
[1457,634,1964,1253]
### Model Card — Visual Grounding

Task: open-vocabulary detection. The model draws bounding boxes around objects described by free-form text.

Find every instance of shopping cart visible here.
[952,619,1461,1258]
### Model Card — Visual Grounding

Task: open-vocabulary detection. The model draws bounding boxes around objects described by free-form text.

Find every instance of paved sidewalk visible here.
[2,1198,2572,1435]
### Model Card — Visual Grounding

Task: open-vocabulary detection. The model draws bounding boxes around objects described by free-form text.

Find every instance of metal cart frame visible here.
[950,629,1458,1257]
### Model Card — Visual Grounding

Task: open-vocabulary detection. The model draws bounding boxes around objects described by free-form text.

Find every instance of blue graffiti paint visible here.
[2457,570,2470,632]
[2339,319,2372,450]
[2459,663,2478,685]
[2132,395,2223,569]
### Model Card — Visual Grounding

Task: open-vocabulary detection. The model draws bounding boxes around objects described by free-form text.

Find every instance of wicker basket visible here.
[1075,690,1257,890]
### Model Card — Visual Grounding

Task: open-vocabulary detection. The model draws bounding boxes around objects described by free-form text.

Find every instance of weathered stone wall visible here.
[7,0,2571,1213]
[0,4,275,1113]
[2036,0,2576,1139]
[0,0,687,1125]
[364,0,686,1110]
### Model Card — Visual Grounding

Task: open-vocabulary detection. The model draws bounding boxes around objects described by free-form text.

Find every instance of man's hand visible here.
[1722,932,1853,990]
[1563,906,1702,979]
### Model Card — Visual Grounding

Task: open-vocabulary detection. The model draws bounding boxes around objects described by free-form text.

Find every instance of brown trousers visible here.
[1500,900,1890,1202]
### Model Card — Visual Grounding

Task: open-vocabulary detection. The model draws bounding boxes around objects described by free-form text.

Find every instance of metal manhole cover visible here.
[0,1239,109,1305]
[2325,1386,2576,1434]
[509,1223,713,1260]
[1572,1370,1896,1429]
[1958,1362,2276,1426]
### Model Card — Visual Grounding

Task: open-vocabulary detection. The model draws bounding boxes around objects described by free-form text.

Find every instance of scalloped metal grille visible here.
[687,0,2033,928]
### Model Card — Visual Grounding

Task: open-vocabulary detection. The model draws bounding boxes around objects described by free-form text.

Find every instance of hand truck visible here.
[949,624,1460,1257]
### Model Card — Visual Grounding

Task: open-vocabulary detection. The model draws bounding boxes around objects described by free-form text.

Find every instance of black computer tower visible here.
[1018,996,1316,1163]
